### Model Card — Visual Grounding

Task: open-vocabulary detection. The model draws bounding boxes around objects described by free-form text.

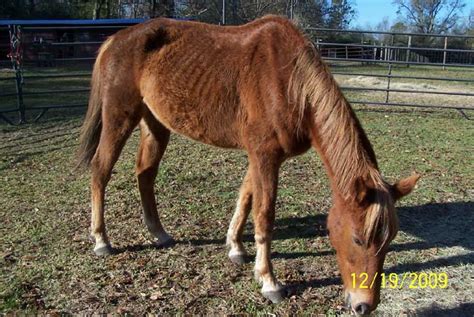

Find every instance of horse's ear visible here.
[354,176,376,205]
[392,173,420,201]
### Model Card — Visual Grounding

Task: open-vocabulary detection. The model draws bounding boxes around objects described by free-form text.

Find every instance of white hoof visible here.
[93,242,114,256]
[228,249,247,265]
[261,280,286,303]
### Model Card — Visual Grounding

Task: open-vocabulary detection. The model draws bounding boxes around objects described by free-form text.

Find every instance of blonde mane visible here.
[288,42,398,248]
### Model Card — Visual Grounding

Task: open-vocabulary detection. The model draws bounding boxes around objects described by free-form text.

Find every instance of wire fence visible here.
[0,20,473,125]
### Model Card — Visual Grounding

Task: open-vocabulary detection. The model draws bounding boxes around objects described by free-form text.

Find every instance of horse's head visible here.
[327,174,420,315]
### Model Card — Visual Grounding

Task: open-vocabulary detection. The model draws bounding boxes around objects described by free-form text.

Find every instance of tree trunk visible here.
[105,0,110,18]
[93,1,98,19]
[164,0,175,18]
[93,0,102,19]
[28,0,35,17]
[152,0,157,18]
[231,0,239,24]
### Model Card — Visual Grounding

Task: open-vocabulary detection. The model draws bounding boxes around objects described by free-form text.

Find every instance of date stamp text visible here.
[351,272,449,289]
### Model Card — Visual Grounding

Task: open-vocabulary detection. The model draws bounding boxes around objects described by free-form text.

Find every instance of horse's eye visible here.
[352,236,364,246]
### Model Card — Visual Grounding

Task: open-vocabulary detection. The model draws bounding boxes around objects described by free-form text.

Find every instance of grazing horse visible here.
[77,16,419,315]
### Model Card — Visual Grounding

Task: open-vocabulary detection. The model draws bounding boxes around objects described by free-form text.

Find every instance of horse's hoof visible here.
[229,254,247,265]
[154,237,175,248]
[262,289,286,304]
[94,244,115,256]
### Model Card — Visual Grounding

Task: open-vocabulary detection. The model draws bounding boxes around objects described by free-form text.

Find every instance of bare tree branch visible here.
[393,0,466,34]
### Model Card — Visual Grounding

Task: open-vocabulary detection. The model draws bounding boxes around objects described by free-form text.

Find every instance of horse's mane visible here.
[288,41,398,249]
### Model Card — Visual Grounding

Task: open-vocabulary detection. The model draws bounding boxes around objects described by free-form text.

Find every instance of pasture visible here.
[0,66,473,315]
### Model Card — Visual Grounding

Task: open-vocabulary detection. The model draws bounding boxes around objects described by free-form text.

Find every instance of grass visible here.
[0,63,473,314]
[0,65,92,112]
[0,105,472,315]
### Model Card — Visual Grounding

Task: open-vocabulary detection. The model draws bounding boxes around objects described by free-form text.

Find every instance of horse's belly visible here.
[144,96,241,149]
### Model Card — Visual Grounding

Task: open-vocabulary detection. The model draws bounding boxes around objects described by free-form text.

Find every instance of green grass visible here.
[0,63,473,314]
[0,65,92,112]
[0,105,472,315]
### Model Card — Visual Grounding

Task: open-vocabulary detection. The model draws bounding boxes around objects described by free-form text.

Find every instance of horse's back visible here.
[102,16,309,152]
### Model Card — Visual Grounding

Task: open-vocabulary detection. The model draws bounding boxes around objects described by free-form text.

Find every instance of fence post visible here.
[406,35,411,67]
[385,35,394,104]
[8,24,26,124]
[442,36,448,70]
[385,63,392,104]
[390,33,394,61]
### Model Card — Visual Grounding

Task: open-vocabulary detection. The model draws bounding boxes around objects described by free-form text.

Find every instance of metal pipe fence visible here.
[0,20,473,125]
[308,27,474,118]
[0,20,137,124]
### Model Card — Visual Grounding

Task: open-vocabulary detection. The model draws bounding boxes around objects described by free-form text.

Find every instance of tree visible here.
[469,9,473,30]
[393,0,466,34]
[0,0,27,19]
[93,0,104,19]
[326,0,356,29]
[293,0,326,27]
[373,16,392,44]
[0,0,73,19]
[292,0,355,29]
[237,0,286,23]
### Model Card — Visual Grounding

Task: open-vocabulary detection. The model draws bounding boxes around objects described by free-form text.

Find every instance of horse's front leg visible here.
[249,152,285,303]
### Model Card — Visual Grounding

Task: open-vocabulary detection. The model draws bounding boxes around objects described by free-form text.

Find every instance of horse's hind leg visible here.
[90,101,141,256]
[136,111,173,247]
[226,169,252,264]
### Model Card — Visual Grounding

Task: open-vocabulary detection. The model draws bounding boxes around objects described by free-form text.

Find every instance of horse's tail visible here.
[76,38,113,169]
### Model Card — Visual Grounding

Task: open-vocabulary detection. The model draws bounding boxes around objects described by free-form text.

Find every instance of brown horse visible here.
[77,16,419,315]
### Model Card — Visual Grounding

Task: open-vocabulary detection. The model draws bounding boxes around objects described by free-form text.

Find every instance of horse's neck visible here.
[310,81,381,199]
[289,45,383,199]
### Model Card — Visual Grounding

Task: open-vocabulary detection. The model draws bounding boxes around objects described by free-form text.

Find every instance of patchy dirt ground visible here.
[0,107,473,315]
[332,65,474,110]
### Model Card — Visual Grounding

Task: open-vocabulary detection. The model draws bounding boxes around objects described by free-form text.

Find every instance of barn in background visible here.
[0,19,144,67]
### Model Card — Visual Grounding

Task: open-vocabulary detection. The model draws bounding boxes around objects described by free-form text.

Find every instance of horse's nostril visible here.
[354,302,370,315]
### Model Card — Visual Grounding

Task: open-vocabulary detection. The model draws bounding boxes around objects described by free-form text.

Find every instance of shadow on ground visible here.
[112,201,473,312]
[386,201,474,274]
[415,302,474,317]
[118,201,473,268]
[276,202,474,298]
[186,201,473,255]
[397,201,473,250]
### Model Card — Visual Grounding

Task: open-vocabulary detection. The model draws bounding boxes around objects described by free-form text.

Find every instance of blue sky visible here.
[353,0,473,28]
